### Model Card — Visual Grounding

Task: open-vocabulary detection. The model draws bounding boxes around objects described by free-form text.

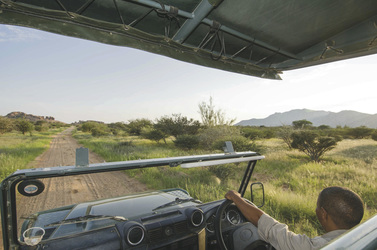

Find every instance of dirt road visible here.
[1,127,148,248]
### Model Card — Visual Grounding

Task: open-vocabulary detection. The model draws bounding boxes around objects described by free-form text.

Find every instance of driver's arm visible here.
[225,190,264,226]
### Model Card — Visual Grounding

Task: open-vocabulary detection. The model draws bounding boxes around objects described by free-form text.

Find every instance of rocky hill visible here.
[5,112,55,122]
[236,109,377,128]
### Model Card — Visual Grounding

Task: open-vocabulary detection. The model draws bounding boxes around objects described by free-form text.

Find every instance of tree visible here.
[81,122,100,133]
[372,130,377,141]
[141,128,168,144]
[35,121,50,132]
[154,114,201,138]
[292,120,313,129]
[15,119,34,135]
[0,116,13,134]
[278,126,294,149]
[347,126,373,139]
[198,97,235,127]
[127,119,153,135]
[290,131,337,162]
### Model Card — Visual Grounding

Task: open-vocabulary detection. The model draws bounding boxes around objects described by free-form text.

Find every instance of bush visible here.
[142,128,168,144]
[372,130,377,141]
[347,126,374,139]
[213,135,261,152]
[91,123,111,137]
[208,165,235,183]
[174,134,200,149]
[291,130,337,162]
[35,122,50,132]
[198,126,241,150]
[15,119,34,135]
[81,122,100,133]
[0,116,14,134]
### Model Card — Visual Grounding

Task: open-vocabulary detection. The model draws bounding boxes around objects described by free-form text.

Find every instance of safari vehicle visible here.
[1,0,377,249]
[1,144,270,249]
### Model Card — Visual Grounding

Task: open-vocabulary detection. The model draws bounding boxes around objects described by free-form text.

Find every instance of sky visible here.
[1,24,376,124]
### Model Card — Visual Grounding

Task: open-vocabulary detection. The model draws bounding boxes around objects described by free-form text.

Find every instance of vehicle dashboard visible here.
[19,200,260,250]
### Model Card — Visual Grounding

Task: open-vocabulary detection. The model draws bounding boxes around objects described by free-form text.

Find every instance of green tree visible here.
[154,114,201,138]
[290,131,337,162]
[0,116,14,134]
[292,119,313,129]
[35,121,50,132]
[15,119,34,135]
[371,130,377,141]
[198,97,235,127]
[81,122,100,133]
[141,128,168,144]
[278,126,294,149]
[347,126,373,139]
[174,134,200,149]
[91,123,111,137]
[127,119,153,135]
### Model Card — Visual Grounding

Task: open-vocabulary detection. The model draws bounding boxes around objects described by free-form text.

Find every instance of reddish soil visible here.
[1,127,148,249]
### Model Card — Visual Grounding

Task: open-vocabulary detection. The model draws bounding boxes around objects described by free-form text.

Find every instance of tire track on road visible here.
[15,127,148,235]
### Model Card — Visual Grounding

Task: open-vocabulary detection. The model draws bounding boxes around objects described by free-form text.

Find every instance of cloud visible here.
[0,25,42,42]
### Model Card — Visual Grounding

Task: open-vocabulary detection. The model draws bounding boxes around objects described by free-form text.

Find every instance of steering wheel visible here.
[215,199,233,250]
[214,199,274,250]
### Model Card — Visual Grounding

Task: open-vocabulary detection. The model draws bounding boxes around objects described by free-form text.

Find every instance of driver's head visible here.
[317,186,364,229]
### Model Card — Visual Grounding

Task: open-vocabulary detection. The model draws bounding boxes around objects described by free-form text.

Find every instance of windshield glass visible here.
[16,171,151,241]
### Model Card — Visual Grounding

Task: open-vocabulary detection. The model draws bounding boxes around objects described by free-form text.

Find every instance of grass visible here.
[0,129,64,180]
[74,132,377,237]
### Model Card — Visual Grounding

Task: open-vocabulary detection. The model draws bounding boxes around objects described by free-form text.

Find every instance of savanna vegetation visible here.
[72,108,377,238]
[0,116,68,179]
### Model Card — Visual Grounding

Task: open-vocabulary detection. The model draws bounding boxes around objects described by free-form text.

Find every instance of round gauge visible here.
[226,209,241,225]
[206,214,216,233]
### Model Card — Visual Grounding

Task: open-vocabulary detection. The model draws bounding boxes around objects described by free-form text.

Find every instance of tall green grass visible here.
[0,129,63,180]
[74,132,377,237]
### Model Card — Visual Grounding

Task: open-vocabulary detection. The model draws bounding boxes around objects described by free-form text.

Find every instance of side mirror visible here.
[250,182,265,208]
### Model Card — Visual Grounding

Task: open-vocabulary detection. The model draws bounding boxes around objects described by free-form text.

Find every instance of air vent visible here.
[126,226,145,246]
[148,228,162,243]
[191,210,204,227]
[174,221,188,234]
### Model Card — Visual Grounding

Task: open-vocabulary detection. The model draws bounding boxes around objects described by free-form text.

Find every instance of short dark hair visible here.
[318,186,364,229]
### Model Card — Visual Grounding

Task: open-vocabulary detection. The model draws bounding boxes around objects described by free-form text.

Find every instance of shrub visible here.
[198,125,241,150]
[15,119,34,135]
[91,123,111,137]
[208,165,235,183]
[174,134,200,149]
[81,122,100,133]
[213,135,261,152]
[290,131,337,162]
[372,130,377,141]
[347,126,374,139]
[0,116,14,134]
[142,128,168,144]
[127,119,153,135]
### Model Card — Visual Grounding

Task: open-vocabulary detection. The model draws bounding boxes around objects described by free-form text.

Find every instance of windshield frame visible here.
[0,151,264,248]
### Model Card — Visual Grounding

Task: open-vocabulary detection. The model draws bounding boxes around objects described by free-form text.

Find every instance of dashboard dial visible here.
[226,209,241,225]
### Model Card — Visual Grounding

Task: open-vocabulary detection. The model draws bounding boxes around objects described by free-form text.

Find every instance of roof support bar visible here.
[127,0,300,60]
[172,0,216,43]
[127,0,194,19]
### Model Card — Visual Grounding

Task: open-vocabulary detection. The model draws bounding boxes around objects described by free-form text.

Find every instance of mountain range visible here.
[236,109,377,128]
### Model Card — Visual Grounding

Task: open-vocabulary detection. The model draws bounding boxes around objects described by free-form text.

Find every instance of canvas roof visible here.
[1,0,377,79]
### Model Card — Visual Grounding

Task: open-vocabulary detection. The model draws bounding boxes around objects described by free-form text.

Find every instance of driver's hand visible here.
[225,190,241,201]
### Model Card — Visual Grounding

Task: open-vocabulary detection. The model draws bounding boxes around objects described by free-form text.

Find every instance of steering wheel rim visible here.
[215,199,233,250]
